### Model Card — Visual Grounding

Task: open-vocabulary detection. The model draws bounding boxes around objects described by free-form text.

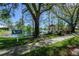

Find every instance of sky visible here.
[0,3,62,28]
[10,4,57,28]
[11,4,22,23]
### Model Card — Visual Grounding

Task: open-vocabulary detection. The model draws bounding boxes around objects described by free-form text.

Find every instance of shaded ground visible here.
[70,48,79,56]
[0,34,76,56]
[24,35,79,56]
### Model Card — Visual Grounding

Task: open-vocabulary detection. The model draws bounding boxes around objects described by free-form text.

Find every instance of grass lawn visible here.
[0,37,28,49]
[0,34,58,49]
[24,36,79,56]
[0,30,11,36]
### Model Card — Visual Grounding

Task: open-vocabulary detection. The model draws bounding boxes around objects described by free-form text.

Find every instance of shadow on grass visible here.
[23,36,79,56]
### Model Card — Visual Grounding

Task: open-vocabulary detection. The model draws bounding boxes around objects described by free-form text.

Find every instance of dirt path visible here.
[0,34,76,56]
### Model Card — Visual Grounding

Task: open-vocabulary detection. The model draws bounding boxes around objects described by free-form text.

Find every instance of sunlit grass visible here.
[24,36,79,56]
[0,37,28,49]
[0,30,11,36]
[0,33,58,49]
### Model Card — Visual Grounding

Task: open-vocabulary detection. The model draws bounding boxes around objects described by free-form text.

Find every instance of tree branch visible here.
[24,3,36,20]
[40,5,53,14]
[32,3,38,13]
[74,8,79,26]
[53,11,71,25]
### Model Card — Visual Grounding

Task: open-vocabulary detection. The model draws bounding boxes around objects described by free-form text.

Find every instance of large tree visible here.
[23,3,53,38]
[0,3,19,30]
[52,3,79,33]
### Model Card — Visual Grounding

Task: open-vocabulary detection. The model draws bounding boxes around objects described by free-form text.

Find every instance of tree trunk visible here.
[69,25,75,33]
[33,18,39,38]
[71,26,75,33]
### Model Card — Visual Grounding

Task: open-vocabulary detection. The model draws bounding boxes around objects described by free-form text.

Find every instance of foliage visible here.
[0,9,10,20]
[52,4,79,32]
